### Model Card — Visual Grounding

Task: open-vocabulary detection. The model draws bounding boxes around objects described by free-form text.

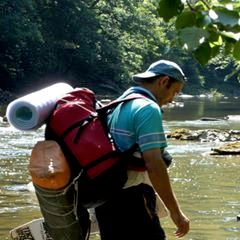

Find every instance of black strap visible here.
[58,116,94,141]
[97,93,146,114]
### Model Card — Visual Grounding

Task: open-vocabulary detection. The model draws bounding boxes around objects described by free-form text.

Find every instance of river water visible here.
[0,97,240,240]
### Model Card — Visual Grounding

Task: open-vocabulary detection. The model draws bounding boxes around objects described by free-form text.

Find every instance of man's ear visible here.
[158,76,170,87]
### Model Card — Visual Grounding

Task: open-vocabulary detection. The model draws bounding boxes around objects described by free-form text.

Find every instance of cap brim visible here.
[132,72,158,82]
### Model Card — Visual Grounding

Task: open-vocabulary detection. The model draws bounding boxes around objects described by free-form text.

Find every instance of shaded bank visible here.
[0,89,15,104]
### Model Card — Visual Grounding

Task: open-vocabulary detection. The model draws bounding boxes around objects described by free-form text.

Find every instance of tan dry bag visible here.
[28,140,71,189]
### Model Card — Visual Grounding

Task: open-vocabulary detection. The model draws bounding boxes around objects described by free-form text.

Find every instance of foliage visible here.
[86,0,171,90]
[156,0,240,80]
[0,0,170,93]
[0,0,239,97]
[209,88,224,98]
[0,0,43,89]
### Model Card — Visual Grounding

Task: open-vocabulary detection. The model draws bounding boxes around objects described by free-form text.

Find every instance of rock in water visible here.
[211,142,240,155]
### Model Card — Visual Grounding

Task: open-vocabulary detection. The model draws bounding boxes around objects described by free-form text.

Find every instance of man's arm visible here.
[143,148,190,238]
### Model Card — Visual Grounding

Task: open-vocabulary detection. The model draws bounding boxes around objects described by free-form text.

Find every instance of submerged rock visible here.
[211,142,240,155]
[199,117,223,121]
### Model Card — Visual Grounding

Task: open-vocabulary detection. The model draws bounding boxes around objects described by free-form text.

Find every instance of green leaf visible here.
[210,7,240,27]
[175,11,196,30]
[221,31,240,41]
[157,0,184,22]
[178,27,210,50]
[233,41,240,60]
[196,14,212,28]
[194,42,212,65]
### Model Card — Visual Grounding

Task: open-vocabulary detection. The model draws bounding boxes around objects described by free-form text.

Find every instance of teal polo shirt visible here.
[107,87,167,153]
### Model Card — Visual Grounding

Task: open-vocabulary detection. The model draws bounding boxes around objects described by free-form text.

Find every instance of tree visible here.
[0,0,43,90]
[92,0,170,87]
[0,0,239,96]
[156,0,240,79]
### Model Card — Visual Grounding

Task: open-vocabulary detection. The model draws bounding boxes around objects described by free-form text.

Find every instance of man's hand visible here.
[170,210,190,238]
[143,148,190,238]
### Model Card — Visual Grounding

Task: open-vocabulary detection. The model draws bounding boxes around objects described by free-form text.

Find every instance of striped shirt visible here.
[107,86,167,153]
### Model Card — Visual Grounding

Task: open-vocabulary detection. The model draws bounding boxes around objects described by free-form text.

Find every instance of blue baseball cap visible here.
[132,60,187,82]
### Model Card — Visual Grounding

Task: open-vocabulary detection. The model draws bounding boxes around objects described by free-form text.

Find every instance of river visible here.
[0,96,240,240]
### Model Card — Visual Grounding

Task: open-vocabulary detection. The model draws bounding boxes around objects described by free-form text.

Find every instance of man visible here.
[95,60,190,240]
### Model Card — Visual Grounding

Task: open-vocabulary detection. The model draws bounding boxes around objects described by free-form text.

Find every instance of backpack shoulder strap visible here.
[98,93,148,113]
[97,93,147,113]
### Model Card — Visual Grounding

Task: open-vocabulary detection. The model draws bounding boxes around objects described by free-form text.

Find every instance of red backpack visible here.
[45,87,144,207]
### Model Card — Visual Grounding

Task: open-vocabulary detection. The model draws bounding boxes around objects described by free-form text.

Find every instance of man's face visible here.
[157,78,183,106]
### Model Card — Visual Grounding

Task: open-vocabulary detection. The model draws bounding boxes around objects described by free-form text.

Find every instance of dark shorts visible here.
[95,183,166,240]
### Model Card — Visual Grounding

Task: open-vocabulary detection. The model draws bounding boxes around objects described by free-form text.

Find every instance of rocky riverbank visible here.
[167,128,240,142]
[167,128,240,155]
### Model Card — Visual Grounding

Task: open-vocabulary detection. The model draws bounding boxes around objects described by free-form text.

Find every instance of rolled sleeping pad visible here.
[6,82,73,131]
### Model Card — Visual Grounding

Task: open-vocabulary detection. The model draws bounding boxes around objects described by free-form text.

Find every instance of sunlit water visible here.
[0,97,240,240]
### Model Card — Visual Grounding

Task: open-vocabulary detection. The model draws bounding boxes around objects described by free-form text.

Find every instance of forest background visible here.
[0,0,240,100]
